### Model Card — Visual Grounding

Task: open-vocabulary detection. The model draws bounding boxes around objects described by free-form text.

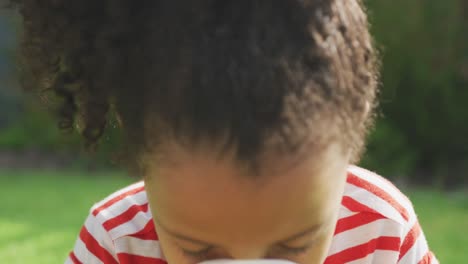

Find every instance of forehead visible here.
[144,142,348,245]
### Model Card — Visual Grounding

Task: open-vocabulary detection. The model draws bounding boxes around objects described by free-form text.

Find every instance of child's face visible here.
[144,142,349,264]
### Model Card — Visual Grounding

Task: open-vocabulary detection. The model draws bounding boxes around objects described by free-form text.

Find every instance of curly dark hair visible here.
[5,0,378,173]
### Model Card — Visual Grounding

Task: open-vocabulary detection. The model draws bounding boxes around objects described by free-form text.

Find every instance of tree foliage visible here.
[361,0,468,187]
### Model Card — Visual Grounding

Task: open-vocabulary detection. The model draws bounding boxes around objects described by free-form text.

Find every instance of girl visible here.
[6,0,437,263]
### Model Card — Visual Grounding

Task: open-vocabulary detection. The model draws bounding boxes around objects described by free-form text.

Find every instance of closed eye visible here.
[181,246,214,258]
[276,243,312,255]
[267,238,317,257]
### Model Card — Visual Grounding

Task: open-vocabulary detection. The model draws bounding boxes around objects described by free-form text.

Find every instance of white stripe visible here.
[84,214,119,260]
[108,209,153,239]
[94,191,148,223]
[73,237,104,264]
[337,204,357,219]
[91,181,145,212]
[115,236,164,259]
[64,257,73,264]
[398,231,429,264]
[348,166,415,221]
[347,250,399,264]
[327,218,402,255]
[401,215,419,242]
[344,184,407,224]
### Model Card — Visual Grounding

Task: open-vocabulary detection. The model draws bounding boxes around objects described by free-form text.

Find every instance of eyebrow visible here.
[278,223,324,244]
[154,216,217,247]
[155,216,324,247]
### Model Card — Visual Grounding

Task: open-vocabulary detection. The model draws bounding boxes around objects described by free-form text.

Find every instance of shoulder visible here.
[342,165,415,225]
[325,166,435,263]
[68,182,166,263]
[89,181,154,240]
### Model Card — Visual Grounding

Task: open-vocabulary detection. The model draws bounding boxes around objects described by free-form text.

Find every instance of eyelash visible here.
[274,243,311,256]
[181,246,215,259]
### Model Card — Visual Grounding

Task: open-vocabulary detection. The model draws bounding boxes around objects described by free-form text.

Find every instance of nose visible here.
[227,247,266,260]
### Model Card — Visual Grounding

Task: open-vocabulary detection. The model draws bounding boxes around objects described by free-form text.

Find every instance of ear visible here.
[363,101,370,121]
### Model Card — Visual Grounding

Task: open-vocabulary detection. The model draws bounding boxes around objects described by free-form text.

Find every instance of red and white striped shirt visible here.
[65,166,438,264]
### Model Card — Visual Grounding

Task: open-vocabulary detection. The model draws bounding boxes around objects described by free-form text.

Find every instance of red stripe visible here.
[418,251,435,264]
[342,196,381,215]
[117,253,167,264]
[69,252,82,264]
[347,173,410,221]
[103,203,150,231]
[324,236,401,264]
[398,222,422,261]
[128,220,159,240]
[334,211,385,235]
[378,174,412,205]
[79,226,119,264]
[92,185,146,216]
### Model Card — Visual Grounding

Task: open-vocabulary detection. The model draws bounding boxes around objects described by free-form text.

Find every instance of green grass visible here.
[0,170,466,263]
[406,188,468,263]
[0,170,134,263]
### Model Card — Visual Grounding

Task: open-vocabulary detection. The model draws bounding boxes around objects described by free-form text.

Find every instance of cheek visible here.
[286,226,336,264]
[155,230,198,264]
[277,208,340,264]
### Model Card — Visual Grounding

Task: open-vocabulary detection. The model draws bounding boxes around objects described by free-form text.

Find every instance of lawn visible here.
[0,170,466,263]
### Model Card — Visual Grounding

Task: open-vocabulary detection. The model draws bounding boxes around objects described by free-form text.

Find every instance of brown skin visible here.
[144,142,350,264]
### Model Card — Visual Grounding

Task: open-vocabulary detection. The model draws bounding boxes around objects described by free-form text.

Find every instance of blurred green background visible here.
[0,1,467,263]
